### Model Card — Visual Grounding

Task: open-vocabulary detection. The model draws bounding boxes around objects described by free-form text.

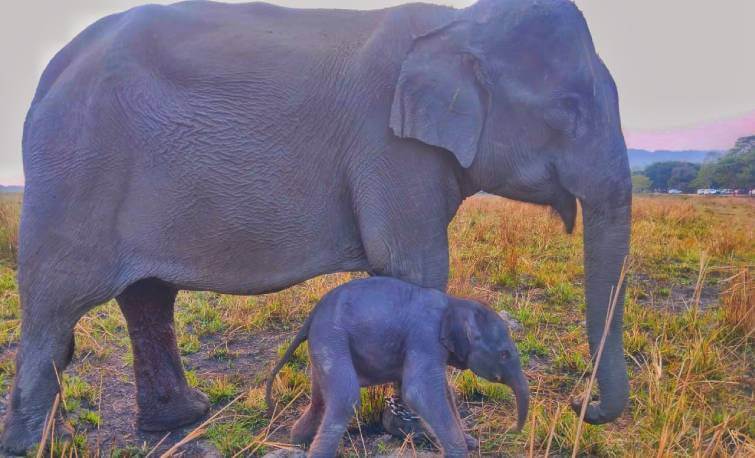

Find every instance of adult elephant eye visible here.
[544,93,583,139]
[501,350,511,361]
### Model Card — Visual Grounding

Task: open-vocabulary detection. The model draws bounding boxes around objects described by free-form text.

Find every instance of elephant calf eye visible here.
[501,350,511,360]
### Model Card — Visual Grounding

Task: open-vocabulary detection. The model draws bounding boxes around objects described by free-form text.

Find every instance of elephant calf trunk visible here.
[510,371,529,431]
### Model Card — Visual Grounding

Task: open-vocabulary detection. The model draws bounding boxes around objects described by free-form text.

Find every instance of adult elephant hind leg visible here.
[1,278,94,454]
[116,278,209,432]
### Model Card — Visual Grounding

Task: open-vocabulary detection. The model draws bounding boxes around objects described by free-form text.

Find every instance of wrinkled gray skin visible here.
[2,0,631,453]
[266,277,529,458]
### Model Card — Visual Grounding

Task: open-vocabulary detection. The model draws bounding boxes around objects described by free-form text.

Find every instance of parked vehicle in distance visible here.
[694,189,755,196]
[668,189,683,194]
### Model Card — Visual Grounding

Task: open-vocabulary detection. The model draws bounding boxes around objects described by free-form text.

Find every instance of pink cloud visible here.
[624,110,755,151]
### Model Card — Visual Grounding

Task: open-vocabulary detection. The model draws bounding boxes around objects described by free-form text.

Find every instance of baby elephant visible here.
[266,277,529,457]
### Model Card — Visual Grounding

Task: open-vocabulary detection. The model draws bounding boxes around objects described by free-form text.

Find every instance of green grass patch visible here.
[454,370,514,403]
[204,376,238,404]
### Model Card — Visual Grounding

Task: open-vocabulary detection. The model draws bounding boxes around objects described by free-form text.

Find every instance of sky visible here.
[0,0,753,184]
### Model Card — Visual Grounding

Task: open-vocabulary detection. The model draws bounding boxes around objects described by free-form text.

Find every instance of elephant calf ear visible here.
[390,23,488,168]
[441,303,473,360]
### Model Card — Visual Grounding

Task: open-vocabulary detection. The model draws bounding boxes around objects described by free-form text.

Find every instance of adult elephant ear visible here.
[390,21,490,168]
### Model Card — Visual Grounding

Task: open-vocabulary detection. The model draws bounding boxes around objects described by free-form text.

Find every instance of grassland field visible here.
[0,193,752,457]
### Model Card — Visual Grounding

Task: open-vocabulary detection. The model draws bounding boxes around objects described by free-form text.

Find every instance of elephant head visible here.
[441,299,529,431]
[391,0,631,424]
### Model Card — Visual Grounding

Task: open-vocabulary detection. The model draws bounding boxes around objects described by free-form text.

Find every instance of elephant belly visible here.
[133,214,368,295]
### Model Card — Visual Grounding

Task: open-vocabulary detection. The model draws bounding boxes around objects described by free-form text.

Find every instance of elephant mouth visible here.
[551,188,577,234]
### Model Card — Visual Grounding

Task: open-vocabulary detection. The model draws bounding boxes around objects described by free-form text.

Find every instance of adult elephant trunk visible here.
[574,190,631,424]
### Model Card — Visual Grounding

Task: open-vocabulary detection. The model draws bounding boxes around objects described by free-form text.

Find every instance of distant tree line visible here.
[632,136,755,193]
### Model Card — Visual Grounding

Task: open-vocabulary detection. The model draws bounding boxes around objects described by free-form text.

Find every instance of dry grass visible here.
[0,195,20,267]
[0,194,753,456]
[720,267,754,335]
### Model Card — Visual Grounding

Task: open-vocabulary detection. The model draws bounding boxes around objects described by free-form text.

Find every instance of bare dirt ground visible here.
[81,331,289,456]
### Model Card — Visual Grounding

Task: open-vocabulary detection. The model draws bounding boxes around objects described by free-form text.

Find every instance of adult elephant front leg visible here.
[117,279,209,431]
[354,154,461,291]
[354,166,464,439]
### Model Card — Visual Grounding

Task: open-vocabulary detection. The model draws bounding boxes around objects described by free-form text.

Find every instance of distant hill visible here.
[0,185,23,193]
[628,149,723,170]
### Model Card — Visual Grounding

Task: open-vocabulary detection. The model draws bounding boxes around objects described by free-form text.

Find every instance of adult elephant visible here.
[2,0,631,452]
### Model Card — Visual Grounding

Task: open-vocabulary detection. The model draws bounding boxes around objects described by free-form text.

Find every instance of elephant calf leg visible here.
[117,279,209,431]
[382,388,425,439]
[402,377,468,458]
[307,350,361,458]
[290,372,324,445]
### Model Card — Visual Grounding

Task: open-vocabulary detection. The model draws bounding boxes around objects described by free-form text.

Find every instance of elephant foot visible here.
[137,388,210,432]
[382,395,424,439]
[464,433,479,451]
[1,414,41,456]
[290,412,319,446]
[382,396,478,451]
[1,412,74,456]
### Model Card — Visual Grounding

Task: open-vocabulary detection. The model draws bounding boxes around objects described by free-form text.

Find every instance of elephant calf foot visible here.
[381,396,478,451]
[137,388,210,432]
[290,416,319,446]
[464,433,479,451]
[382,395,424,440]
